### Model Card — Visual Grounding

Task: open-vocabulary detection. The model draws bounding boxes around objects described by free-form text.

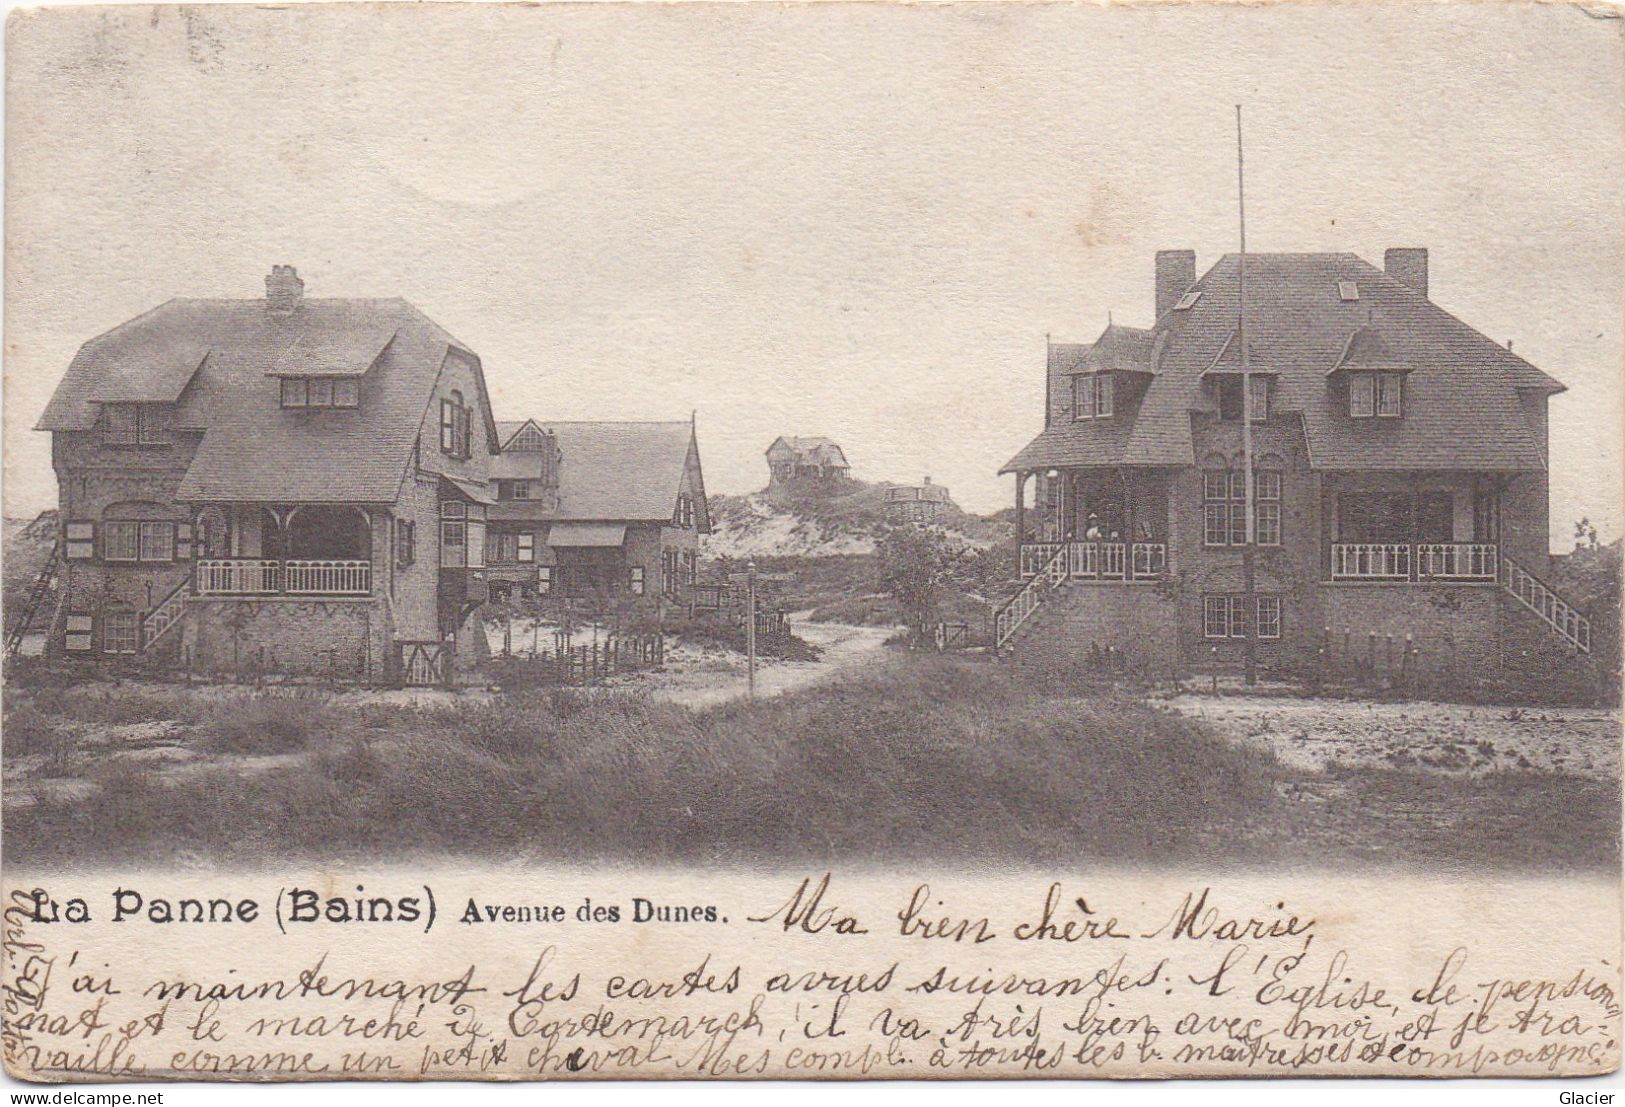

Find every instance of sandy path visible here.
[623,617,898,707]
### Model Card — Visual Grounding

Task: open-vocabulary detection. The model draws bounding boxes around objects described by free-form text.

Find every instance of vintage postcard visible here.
[2,0,1621,1086]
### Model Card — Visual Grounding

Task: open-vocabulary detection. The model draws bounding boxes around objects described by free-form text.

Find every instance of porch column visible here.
[1014,471,1027,570]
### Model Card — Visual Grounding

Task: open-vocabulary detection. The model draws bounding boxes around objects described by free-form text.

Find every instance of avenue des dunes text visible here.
[4,875,1618,1080]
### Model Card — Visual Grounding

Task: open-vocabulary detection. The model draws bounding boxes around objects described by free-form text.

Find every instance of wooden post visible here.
[1014,472,1026,574]
[746,561,758,700]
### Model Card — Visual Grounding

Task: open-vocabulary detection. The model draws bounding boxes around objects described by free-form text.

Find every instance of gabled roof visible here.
[1005,252,1565,474]
[1328,314,1410,373]
[1076,324,1156,375]
[40,296,488,503]
[499,420,698,523]
[766,435,849,468]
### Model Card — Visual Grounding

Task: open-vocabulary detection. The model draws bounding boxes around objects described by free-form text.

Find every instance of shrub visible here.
[191,693,336,755]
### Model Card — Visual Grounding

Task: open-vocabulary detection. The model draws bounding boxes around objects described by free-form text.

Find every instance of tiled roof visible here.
[1078,324,1156,374]
[1005,253,1564,474]
[41,297,485,503]
[501,420,696,522]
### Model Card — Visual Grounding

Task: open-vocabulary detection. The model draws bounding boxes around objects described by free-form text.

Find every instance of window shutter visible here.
[65,613,94,652]
[65,522,96,560]
[174,522,193,559]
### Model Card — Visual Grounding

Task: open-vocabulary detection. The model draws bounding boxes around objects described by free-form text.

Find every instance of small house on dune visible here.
[765,436,850,492]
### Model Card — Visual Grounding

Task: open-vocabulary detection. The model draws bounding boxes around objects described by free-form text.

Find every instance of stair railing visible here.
[1503,556,1591,654]
[994,544,1070,651]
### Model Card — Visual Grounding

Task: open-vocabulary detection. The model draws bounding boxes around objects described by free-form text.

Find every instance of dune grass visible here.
[4,654,1617,872]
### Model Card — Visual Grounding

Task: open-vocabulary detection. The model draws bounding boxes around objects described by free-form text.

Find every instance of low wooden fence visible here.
[492,632,666,687]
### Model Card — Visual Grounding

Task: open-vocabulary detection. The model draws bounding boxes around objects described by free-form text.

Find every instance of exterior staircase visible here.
[993,544,1070,653]
[141,578,190,652]
[1502,556,1591,653]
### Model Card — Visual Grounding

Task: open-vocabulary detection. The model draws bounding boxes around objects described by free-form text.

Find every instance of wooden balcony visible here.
[196,558,372,596]
[1019,542,1167,582]
[1330,542,1497,583]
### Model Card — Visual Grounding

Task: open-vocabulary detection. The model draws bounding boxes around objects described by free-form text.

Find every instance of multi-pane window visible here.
[281,378,359,409]
[440,391,472,458]
[510,425,548,450]
[1349,372,1402,418]
[1203,470,1281,546]
[1349,373,1375,417]
[629,566,645,596]
[1256,596,1281,639]
[1375,372,1403,417]
[491,530,536,564]
[102,520,174,562]
[138,521,175,561]
[103,522,140,562]
[102,610,139,655]
[1255,471,1282,547]
[1203,595,1282,639]
[1203,471,1231,547]
[395,519,415,568]
[99,404,172,446]
[537,566,553,595]
[1073,374,1115,420]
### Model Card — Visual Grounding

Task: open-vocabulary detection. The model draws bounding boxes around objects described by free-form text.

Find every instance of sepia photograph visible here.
[1,0,1620,1088]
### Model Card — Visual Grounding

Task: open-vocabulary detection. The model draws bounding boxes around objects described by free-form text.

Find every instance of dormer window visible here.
[99,403,173,446]
[1073,373,1114,420]
[509,425,549,451]
[1349,371,1403,418]
[1215,375,1270,422]
[1174,291,1202,311]
[281,377,359,409]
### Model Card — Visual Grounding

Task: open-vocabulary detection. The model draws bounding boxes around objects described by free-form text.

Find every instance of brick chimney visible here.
[1155,250,1196,318]
[1383,248,1428,299]
[265,265,305,314]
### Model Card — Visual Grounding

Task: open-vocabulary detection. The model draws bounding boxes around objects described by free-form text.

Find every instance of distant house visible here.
[997,247,1595,674]
[36,266,498,680]
[485,419,709,607]
[884,478,951,524]
[765,436,850,491]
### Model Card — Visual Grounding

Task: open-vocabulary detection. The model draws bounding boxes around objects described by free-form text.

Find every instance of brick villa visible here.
[33,266,708,682]
[998,248,1597,678]
[483,418,708,606]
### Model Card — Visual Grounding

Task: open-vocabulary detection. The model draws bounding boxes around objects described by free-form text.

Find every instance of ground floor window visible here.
[630,566,645,595]
[102,609,139,654]
[537,566,552,594]
[1203,594,1282,640]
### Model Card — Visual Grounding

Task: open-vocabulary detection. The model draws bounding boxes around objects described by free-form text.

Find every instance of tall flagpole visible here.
[1237,104,1257,687]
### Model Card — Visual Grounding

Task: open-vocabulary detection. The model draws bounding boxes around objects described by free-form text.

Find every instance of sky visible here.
[6,1,1622,551]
